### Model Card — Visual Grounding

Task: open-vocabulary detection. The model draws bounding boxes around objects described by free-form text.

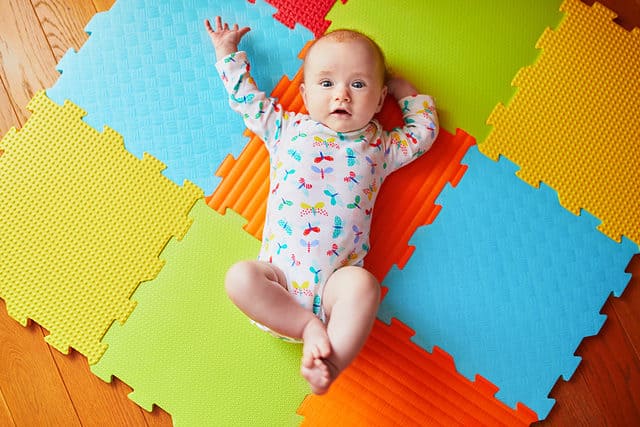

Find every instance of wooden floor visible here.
[0,0,638,425]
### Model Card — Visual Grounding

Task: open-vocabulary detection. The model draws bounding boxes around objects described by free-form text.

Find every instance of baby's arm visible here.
[206,17,285,147]
[382,76,439,171]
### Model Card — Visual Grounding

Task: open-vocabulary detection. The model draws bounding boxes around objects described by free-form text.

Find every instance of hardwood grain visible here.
[582,0,640,30]
[616,256,640,359]
[0,79,20,136]
[31,0,96,61]
[49,348,154,427]
[91,0,115,13]
[539,280,640,425]
[0,0,58,126]
[0,0,638,426]
[0,388,16,427]
[0,301,81,426]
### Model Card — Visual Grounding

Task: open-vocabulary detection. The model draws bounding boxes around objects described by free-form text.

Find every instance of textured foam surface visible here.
[0,91,202,364]
[379,146,637,417]
[47,0,312,194]
[248,0,347,37]
[299,319,537,426]
[92,200,307,426]
[481,0,640,248]
[325,0,562,139]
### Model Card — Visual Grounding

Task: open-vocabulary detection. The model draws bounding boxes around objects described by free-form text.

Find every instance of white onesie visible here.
[216,51,439,319]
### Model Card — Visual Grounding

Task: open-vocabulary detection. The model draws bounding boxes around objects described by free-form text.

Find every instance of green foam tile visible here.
[326,0,562,139]
[92,200,307,426]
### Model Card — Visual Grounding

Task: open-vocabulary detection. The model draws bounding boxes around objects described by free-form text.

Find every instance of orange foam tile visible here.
[207,46,474,281]
[297,319,538,426]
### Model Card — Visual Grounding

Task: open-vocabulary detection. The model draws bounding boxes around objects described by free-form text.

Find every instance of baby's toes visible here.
[318,340,331,359]
[315,359,330,379]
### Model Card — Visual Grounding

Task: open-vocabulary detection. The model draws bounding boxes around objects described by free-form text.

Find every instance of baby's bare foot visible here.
[301,358,333,394]
[301,317,333,394]
[301,317,331,364]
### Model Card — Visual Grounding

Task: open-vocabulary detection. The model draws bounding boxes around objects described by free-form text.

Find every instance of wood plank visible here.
[0,301,81,426]
[142,406,174,427]
[0,0,59,125]
[0,77,20,135]
[30,0,98,62]
[0,388,16,427]
[47,347,155,427]
[616,254,640,359]
[583,0,640,30]
[537,290,640,425]
[92,0,116,13]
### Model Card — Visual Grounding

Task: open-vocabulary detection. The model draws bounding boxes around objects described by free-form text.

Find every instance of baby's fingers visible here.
[204,18,213,34]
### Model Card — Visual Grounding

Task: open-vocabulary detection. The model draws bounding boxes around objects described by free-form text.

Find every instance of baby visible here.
[206,16,438,394]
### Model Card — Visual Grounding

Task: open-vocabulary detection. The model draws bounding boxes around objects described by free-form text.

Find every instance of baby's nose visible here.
[334,86,351,102]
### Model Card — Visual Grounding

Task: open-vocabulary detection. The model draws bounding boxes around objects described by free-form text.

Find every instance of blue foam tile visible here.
[47,0,312,194]
[378,146,637,418]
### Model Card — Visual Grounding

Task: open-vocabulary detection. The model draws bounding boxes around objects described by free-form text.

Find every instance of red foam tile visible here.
[248,0,348,38]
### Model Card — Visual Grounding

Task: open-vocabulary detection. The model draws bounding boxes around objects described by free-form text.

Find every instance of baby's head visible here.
[300,30,388,133]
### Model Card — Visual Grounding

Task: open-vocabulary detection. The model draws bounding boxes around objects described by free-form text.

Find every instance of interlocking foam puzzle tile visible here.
[365,127,474,282]
[378,145,637,417]
[91,200,307,426]
[46,0,313,194]
[298,318,538,426]
[481,0,640,248]
[325,0,563,140]
[0,91,202,365]
[247,0,348,37]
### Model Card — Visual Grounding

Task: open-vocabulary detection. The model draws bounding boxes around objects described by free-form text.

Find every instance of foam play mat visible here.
[0,91,201,365]
[481,0,640,247]
[378,145,637,416]
[324,0,563,139]
[298,319,538,425]
[1,0,638,424]
[47,0,313,194]
[92,200,308,426]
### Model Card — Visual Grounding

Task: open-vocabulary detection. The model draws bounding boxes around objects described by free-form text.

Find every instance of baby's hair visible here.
[304,29,389,85]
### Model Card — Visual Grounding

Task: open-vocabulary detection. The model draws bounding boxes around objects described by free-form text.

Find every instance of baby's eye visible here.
[351,81,366,89]
[320,80,333,88]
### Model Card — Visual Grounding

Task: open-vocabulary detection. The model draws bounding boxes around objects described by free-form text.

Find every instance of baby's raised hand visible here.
[205,16,251,60]
[386,76,419,100]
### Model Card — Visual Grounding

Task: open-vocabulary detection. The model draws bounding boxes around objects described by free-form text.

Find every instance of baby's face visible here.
[300,37,387,133]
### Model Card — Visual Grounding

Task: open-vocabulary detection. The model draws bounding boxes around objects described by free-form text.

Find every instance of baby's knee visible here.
[224,260,258,300]
[337,266,380,301]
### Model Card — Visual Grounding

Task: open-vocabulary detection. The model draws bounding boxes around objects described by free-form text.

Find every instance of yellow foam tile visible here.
[480,0,640,247]
[0,91,203,364]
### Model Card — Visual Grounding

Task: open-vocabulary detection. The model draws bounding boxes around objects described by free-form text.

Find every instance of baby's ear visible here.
[376,85,388,113]
[299,83,308,107]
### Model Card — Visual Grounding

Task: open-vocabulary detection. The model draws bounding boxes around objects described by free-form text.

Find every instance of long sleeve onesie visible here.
[216,51,439,318]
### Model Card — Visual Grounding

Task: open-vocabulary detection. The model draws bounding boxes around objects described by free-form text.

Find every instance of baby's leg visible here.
[301,266,380,394]
[224,260,331,369]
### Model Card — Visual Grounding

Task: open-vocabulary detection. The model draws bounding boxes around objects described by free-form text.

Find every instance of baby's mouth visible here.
[331,108,351,116]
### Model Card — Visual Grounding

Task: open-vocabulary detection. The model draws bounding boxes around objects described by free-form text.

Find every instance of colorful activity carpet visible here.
[1,0,638,424]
